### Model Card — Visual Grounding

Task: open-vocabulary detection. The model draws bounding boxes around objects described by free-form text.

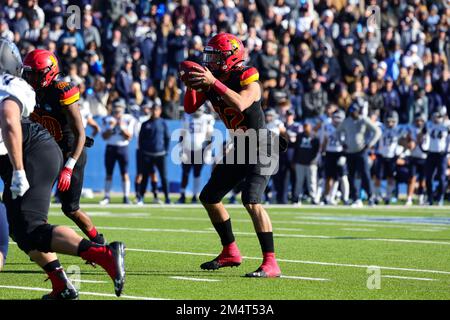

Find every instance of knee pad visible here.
[15,224,55,253]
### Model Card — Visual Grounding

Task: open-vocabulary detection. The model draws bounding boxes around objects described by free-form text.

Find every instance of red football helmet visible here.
[23,49,60,89]
[203,33,245,74]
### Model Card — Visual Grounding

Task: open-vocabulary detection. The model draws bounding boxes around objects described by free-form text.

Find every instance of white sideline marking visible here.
[382,275,437,281]
[71,279,108,284]
[280,275,329,281]
[125,248,450,276]
[118,215,450,230]
[0,285,166,300]
[409,228,444,233]
[95,226,450,246]
[170,276,220,282]
[341,228,375,232]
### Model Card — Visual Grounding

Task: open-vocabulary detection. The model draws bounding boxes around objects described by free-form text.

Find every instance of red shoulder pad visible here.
[239,67,259,86]
[55,81,80,106]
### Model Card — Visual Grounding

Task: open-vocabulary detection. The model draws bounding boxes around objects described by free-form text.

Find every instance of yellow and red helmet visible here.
[203,33,245,75]
[23,49,60,89]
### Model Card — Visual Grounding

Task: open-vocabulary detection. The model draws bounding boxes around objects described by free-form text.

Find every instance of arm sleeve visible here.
[184,88,207,114]
[366,117,382,148]
[164,121,171,152]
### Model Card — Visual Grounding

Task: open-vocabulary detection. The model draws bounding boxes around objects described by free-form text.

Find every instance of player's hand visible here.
[10,170,30,199]
[57,167,73,192]
[189,66,216,87]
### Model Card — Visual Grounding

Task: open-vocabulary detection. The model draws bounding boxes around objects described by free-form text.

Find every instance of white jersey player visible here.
[322,110,349,205]
[378,111,402,204]
[405,113,427,206]
[178,108,215,204]
[423,108,450,205]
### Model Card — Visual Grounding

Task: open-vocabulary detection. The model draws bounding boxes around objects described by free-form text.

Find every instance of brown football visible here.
[178,60,206,91]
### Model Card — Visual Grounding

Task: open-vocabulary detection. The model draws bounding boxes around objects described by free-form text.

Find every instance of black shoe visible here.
[229,195,237,204]
[42,287,79,300]
[177,195,186,204]
[109,242,126,297]
[191,196,198,204]
[123,196,131,204]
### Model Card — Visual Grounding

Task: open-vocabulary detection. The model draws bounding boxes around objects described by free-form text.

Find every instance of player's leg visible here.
[425,154,436,205]
[309,164,319,204]
[101,145,116,205]
[406,158,417,205]
[178,162,191,203]
[140,154,152,202]
[385,159,395,204]
[417,160,426,205]
[10,142,125,298]
[292,163,305,205]
[117,146,131,204]
[436,153,447,205]
[346,153,358,203]
[155,155,170,204]
[28,250,78,299]
[0,202,8,271]
[192,161,204,203]
[135,149,144,203]
[60,151,105,244]
[242,172,281,278]
[199,163,245,270]
[360,150,374,204]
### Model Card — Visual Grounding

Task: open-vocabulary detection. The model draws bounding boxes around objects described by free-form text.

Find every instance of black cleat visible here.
[109,241,126,297]
[200,253,242,270]
[42,287,79,300]
[244,268,281,278]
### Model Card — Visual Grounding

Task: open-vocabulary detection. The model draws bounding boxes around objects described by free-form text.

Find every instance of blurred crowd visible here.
[1,0,450,205]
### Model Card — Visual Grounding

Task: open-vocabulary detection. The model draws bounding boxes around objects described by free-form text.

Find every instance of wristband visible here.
[213,79,228,96]
[65,157,77,170]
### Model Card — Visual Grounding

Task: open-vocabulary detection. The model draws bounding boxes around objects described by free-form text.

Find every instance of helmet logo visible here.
[49,55,57,69]
[229,39,239,51]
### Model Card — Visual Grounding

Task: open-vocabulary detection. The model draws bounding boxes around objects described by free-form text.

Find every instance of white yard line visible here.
[170,276,220,282]
[95,226,450,246]
[382,275,437,281]
[93,214,450,230]
[0,285,167,300]
[280,275,329,281]
[125,248,450,276]
[341,228,375,232]
[70,279,108,284]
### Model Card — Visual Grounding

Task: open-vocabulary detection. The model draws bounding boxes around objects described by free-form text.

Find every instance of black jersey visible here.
[30,78,80,153]
[22,119,55,153]
[205,66,265,131]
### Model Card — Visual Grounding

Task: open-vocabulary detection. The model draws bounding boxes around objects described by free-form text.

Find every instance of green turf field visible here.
[1,203,450,300]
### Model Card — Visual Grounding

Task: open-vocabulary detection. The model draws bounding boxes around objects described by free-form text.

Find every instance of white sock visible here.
[122,179,130,198]
[193,177,201,197]
[105,179,112,198]
[340,176,350,202]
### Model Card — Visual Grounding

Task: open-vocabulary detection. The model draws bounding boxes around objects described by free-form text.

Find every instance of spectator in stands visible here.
[137,103,171,205]
[292,122,320,205]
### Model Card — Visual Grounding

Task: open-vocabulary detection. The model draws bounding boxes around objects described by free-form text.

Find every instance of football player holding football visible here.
[0,39,125,299]
[180,33,282,277]
[22,49,105,245]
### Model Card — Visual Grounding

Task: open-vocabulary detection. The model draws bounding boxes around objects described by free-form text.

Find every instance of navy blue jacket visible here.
[139,117,170,156]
